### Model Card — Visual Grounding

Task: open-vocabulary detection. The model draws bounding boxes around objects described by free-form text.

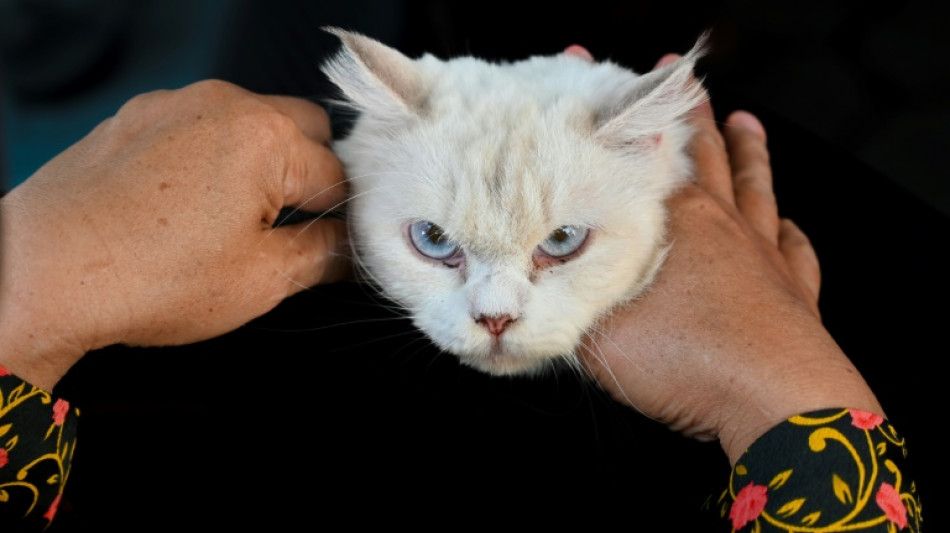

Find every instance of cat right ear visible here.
[321,27,427,122]
[593,32,709,149]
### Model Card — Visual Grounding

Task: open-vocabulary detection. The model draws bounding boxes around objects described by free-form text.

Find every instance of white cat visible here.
[321,27,707,377]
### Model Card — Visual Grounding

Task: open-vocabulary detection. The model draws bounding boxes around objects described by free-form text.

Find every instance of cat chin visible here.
[456,351,560,377]
[439,335,573,376]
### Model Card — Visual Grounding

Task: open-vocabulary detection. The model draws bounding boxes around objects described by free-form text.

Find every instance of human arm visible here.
[580,87,883,466]
[0,79,350,530]
[579,56,920,531]
[0,80,349,392]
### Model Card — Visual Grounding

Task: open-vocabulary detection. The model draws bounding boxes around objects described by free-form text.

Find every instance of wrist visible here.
[0,260,92,391]
[0,193,108,391]
[0,319,86,392]
[717,346,884,465]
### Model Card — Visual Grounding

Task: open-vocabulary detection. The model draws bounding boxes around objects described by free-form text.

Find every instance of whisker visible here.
[326,326,428,353]
[577,325,637,408]
[251,314,412,334]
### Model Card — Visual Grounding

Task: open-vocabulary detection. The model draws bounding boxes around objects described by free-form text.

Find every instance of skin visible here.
[580,55,884,465]
[0,66,883,468]
[0,80,349,392]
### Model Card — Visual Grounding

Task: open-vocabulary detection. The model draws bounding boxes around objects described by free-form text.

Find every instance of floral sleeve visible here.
[709,408,922,532]
[0,365,79,531]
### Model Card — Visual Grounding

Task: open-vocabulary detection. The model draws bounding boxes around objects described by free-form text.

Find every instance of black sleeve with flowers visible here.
[0,367,79,531]
[0,368,925,533]
[708,408,922,532]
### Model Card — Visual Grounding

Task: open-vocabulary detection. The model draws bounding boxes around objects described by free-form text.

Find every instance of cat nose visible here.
[475,314,515,336]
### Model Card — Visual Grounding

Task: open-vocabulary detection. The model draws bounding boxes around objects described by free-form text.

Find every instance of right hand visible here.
[0,80,348,391]
[579,70,883,464]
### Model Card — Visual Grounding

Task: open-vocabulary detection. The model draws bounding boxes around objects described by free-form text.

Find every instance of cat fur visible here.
[321,27,708,376]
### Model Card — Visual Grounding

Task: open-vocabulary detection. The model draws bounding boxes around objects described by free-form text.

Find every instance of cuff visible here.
[0,366,79,529]
[712,408,921,532]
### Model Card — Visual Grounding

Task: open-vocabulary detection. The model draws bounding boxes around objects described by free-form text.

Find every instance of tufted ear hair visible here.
[594,31,709,149]
[320,26,428,122]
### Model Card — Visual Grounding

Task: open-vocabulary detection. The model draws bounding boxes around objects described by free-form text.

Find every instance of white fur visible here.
[322,27,708,376]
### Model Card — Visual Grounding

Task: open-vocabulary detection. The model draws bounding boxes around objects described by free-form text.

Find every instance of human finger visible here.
[266,217,351,292]
[257,94,334,145]
[282,136,347,214]
[653,53,680,69]
[564,44,594,62]
[778,218,822,316]
[685,88,734,206]
[724,111,779,244]
[654,53,733,203]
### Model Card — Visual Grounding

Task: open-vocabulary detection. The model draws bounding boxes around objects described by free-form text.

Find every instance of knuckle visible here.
[733,160,773,188]
[675,186,733,220]
[746,140,772,166]
[735,184,777,212]
[691,128,726,152]
[265,111,300,137]
[782,219,813,247]
[181,79,239,98]
[251,112,299,155]
[116,88,169,115]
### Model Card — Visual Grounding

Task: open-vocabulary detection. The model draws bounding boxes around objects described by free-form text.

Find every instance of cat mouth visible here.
[487,337,507,359]
[457,339,546,377]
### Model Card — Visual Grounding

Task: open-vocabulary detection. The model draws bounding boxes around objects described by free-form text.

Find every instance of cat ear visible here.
[594,32,710,149]
[321,26,427,120]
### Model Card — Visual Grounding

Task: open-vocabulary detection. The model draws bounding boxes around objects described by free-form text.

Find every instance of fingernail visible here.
[654,53,680,68]
[564,44,594,62]
[729,110,766,139]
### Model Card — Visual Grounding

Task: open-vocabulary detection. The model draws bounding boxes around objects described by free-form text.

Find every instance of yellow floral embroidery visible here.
[0,372,79,530]
[726,408,922,532]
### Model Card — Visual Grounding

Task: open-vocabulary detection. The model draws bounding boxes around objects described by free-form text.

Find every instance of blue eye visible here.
[538,225,589,258]
[408,220,460,260]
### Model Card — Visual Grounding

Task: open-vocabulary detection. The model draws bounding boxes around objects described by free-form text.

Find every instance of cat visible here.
[320,27,707,378]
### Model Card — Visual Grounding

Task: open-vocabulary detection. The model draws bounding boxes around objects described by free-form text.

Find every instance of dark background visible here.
[1,1,947,530]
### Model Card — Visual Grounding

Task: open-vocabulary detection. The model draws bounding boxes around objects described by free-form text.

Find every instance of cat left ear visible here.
[594,31,710,149]
[321,26,427,120]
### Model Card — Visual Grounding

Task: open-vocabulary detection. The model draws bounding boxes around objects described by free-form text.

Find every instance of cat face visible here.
[322,28,706,376]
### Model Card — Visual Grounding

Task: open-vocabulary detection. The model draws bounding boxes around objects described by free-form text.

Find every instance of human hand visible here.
[580,57,883,465]
[0,80,348,391]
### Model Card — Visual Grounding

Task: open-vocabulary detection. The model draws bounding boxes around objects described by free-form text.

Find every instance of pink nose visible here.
[476,314,515,336]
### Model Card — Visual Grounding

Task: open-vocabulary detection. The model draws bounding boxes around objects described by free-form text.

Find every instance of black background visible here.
[2,1,947,530]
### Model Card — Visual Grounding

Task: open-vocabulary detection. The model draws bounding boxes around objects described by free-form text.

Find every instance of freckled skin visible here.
[0,79,349,391]
[324,35,885,482]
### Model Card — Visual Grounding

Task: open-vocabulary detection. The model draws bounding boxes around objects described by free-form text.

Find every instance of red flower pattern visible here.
[876,482,908,529]
[52,398,70,427]
[0,365,11,377]
[730,482,768,530]
[0,447,8,468]
[849,409,884,430]
[43,494,61,522]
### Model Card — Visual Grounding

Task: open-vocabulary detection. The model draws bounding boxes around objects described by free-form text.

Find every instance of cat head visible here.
[321,27,707,376]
